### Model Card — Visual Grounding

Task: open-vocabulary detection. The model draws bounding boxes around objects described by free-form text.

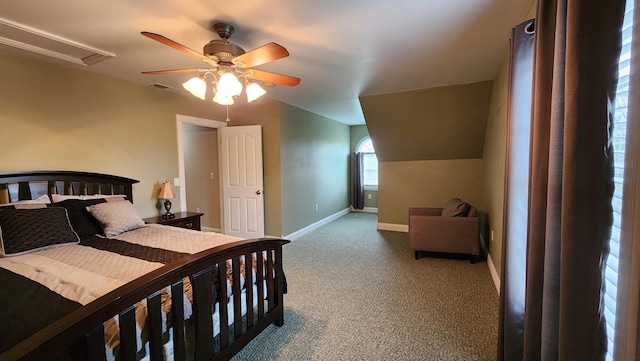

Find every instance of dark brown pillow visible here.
[49,198,107,239]
[441,198,470,217]
[0,207,80,256]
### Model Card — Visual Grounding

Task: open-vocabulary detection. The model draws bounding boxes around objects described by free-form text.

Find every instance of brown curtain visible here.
[499,0,626,360]
[351,152,364,209]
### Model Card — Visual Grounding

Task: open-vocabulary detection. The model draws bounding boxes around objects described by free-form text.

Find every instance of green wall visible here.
[280,104,351,236]
[350,125,370,152]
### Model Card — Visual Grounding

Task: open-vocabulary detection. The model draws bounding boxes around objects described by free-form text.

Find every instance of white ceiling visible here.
[0,0,534,125]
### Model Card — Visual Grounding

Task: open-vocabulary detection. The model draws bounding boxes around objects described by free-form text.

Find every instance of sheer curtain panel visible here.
[498,18,535,361]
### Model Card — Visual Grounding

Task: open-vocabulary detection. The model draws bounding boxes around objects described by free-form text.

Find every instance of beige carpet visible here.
[232,212,499,361]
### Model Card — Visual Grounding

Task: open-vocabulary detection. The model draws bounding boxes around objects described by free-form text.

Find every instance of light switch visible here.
[210,172,215,180]
[173,177,180,187]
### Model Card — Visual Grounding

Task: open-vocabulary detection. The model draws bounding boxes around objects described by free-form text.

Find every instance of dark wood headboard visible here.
[0,171,139,204]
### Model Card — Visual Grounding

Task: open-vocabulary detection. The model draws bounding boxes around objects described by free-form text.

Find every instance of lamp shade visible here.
[246,82,266,102]
[182,76,206,100]
[217,72,242,97]
[158,182,174,199]
[213,91,235,105]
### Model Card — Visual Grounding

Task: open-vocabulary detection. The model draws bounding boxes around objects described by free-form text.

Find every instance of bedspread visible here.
[0,225,268,359]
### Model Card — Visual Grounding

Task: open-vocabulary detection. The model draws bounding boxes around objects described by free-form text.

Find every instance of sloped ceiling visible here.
[360,81,494,162]
[0,0,534,125]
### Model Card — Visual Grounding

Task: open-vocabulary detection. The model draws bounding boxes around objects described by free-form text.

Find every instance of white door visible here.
[220,125,265,238]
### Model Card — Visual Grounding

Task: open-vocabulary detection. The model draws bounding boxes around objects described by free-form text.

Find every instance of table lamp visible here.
[158,181,175,219]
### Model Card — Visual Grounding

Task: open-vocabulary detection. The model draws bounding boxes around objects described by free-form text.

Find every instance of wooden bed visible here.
[0,171,289,361]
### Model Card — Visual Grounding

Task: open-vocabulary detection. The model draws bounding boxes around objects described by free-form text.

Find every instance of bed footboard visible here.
[2,238,290,361]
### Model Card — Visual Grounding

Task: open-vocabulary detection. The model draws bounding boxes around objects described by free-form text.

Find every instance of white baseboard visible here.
[202,226,221,233]
[377,222,408,232]
[283,208,351,240]
[351,206,378,213]
[487,253,501,294]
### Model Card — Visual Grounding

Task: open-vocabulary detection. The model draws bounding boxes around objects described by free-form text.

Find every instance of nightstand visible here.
[143,212,204,231]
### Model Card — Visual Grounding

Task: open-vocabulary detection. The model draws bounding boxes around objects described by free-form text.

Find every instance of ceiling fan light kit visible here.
[142,22,300,113]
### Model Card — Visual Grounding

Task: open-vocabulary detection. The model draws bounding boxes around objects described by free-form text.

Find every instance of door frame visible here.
[176,114,227,226]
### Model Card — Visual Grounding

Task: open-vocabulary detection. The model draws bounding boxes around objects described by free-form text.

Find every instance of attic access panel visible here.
[0,17,114,66]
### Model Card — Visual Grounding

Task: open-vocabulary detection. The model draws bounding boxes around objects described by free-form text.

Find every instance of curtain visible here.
[498,18,535,361]
[352,152,364,210]
[498,0,626,360]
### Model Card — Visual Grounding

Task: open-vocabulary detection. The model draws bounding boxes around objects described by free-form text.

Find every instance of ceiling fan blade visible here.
[246,69,300,86]
[232,42,289,68]
[142,68,211,75]
[141,31,216,66]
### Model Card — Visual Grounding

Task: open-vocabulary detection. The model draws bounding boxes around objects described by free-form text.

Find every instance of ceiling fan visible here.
[141,22,300,105]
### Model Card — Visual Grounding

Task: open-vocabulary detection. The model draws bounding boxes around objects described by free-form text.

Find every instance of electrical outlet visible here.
[196,207,200,212]
[367,194,372,199]
[315,204,318,211]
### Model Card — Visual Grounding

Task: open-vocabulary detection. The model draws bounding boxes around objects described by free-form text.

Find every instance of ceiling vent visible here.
[151,83,170,90]
[0,17,115,66]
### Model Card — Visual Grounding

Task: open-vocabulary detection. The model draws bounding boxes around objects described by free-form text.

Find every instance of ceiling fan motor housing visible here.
[203,39,245,64]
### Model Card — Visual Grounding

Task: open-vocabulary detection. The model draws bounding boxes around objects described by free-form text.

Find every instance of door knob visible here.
[256,190,262,195]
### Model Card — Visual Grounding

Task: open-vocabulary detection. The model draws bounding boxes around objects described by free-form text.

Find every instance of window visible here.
[356,136,378,190]
[605,0,634,359]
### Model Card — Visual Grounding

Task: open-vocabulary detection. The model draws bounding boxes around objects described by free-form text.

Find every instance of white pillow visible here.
[52,194,98,202]
[86,201,147,237]
[1,194,51,209]
[102,195,127,202]
[51,194,127,203]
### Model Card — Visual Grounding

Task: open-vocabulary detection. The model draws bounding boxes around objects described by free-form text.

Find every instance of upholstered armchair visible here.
[408,198,481,263]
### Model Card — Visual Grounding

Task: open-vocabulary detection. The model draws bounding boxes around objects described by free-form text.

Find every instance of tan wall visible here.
[378,159,484,225]
[481,56,510,276]
[0,52,227,217]
[361,81,493,162]
[183,124,220,230]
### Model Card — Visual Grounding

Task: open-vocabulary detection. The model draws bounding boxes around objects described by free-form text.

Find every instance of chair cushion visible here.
[441,198,470,217]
